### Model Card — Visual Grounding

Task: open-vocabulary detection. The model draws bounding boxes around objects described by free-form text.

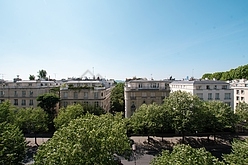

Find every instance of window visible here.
[30,91,33,96]
[130,92,136,100]
[28,83,32,86]
[224,93,231,100]
[196,86,202,90]
[206,85,210,89]
[236,96,239,101]
[241,97,245,101]
[63,102,68,107]
[225,102,231,106]
[151,92,155,98]
[236,90,240,94]
[29,99,33,105]
[84,101,88,105]
[196,93,203,100]
[215,93,220,100]
[214,85,217,89]
[222,85,227,89]
[138,83,142,88]
[94,101,99,107]
[14,99,18,105]
[22,91,26,97]
[84,92,88,99]
[142,92,147,98]
[208,93,212,100]
[14,91,18,96]
[74,92,78,99]
[94,92,98,99]
[21,99,26,105]
[241,90,244,94]
[0,91,4,96]
[63,92,68,98]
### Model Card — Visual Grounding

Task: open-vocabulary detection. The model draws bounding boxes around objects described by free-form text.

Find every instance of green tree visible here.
[212,72,223,80]
[202,101,237,139]
[129,103,172,138]
[235,102,248,129]
[34,113,131,165]
[29,75,35,80]
[0,100,16,124]
[37,93,60,118]
[151,144,223,165]
[0,122,27,164]
[223,138,248,165]
[110,83,125,114]
[201,73,212,80]
[37,69,47,80]
[163,91,203,142]
[14,108,49,146]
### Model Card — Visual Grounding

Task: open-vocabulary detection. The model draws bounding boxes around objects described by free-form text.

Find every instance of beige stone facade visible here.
[124,78,171,118]
[0,80,60,108]
[60,80,113,112]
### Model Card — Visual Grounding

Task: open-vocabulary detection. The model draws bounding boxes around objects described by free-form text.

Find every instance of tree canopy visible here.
[0,122,27,165]
[235,102,248,129]
[34,113,131,165]
[201,64,248,80]
[37,69,47,80]
[151,144,223,165]
[110,83,125,114]
[54,104,105,129]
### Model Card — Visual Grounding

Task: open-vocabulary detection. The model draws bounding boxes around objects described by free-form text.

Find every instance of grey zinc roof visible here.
[170,80,229,85]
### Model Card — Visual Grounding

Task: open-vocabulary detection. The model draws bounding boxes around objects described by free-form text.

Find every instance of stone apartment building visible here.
[60,78,114,112]
[169,79,234,109]
[0,78,114,112]
[0,79,61,108]
[230,79,248,112]
[124,78,172,117]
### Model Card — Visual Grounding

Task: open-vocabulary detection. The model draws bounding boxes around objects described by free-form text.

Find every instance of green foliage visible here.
[37,93,60,117]
[0,122,27,164]
[163,91,203,136]
[29,74,35,80]
[151,144,223,165]
[110,83,125,114]
[201,64,248,80]
[0,100,16,124]
[223,138,248,165]
[14,107,49,134]
[202,101,237,133]
[37,69,47,80]
[235,102,248,129]
[54,104,105,129]
[129,103,172,135]
[35,113,131,165]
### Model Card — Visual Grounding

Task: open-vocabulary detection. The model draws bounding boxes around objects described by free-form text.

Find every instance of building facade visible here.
[124,78,171,117]
[169,80,234,109]
[60,79,114,112]
[230,79,248,112]
[0,78,114,112]
[0,79,61,108]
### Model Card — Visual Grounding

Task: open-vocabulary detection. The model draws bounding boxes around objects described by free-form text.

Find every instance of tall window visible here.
[63,92,68,98]
[151,92,155,98]
[14,99,18,105]
[142,92,147,98]
[208,93,212,100]
[138,83,142,88]
[29,99,33,105]
[215,93,220,100]
[196,93,203,100]
[21,99,26,105]
[206,85,210,89]
[74,92,78,99]
[14,91,18,96]
[94,92,98,99]
[236,90,240,94]
[30,91,33,96]
[84,92,88,99]
[224,93,231,100]
[22,91,26,97]
[0,91,4,96]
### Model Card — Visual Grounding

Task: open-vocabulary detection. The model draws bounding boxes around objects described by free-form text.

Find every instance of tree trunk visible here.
[34,133,39,146]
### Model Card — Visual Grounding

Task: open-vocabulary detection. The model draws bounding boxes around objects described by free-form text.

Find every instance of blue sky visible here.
[1,0,248,80]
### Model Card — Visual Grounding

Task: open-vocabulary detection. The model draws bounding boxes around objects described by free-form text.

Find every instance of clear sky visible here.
[1,0,248,81]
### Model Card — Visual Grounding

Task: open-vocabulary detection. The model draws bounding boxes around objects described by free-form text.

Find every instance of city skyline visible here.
[1,0,248,81]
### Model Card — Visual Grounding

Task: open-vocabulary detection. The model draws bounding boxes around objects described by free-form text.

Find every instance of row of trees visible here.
[128,91,248,142]
[201,64,248,80]
[151,138,248,165]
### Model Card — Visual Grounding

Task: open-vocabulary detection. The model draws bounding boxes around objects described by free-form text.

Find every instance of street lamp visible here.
[132,144,136,165]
